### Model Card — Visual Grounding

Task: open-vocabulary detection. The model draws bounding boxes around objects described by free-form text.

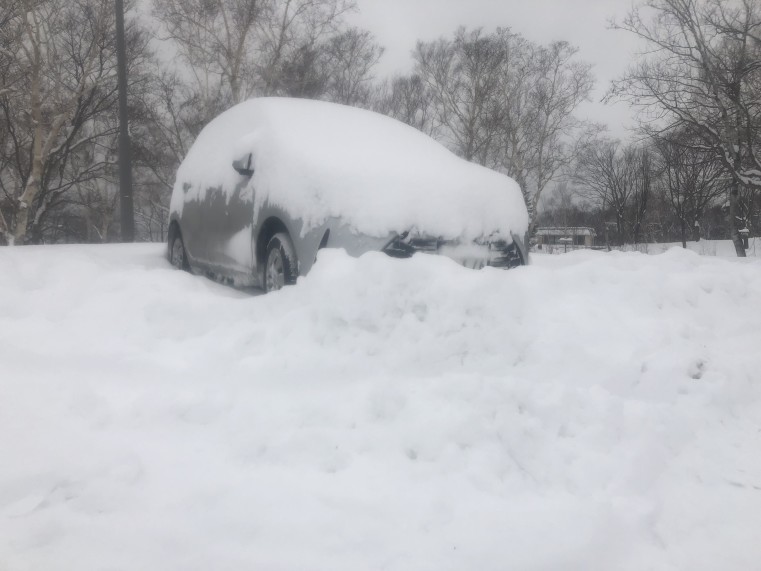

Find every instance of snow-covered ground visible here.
[622,238,761,258]
[540,238,761,257]
[2,244,761,571]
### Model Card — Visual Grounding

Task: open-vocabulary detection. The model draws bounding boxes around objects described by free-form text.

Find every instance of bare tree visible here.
[257,0,355,95]
[500,40,595,236]
[154,0,267,107]
[134,71,200,187]
[412,28,594,235]
[153,0,355,108]
[74,174,120,243]
[610,0,761,256]
[492,31,537,190]
[540,182,577,228]
[273,27,383,103]
[0,1,24,98]
[632,147,653,244]
[0,0,149,245]
[320,27,384,106]
[372,74,436,135]
[653,131,726,247]
[574,139,655,245]
[414,28,506,164]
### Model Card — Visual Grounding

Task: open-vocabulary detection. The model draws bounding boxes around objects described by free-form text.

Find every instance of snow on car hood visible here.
[170,97,528,241]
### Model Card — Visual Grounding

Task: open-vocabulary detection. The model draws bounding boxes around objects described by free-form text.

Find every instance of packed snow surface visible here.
[2,244,761,571]
[626,238,761,258]
[170,98,528,240]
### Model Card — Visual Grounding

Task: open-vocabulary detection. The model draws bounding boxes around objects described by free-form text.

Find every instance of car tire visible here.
[265,232,298,293]
[169,231,189,271]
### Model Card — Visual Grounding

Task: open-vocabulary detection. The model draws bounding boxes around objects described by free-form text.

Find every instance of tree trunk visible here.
[728,179,747,257]
[604,224,611,252]
[0,210,11,245]
[680,217,687,249]
[13,15,44,246]
[13,178,39,245]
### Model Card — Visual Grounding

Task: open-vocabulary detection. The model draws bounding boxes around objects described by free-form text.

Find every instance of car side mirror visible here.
[232,153,254,177]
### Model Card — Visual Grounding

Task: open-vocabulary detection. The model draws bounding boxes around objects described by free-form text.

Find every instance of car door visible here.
[178,181,208,266]
[204,155,256,276]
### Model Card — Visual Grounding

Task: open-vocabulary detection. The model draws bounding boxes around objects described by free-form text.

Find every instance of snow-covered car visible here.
[167,97,529,292]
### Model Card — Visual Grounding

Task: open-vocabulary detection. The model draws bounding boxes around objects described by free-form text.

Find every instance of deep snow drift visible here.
[1,244,761,571]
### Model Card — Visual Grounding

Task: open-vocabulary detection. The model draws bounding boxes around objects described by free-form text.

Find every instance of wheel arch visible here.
[256,217,291,269]
[255,215,338,283]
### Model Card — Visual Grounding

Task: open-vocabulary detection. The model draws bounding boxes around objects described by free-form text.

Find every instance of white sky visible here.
[351,0,644,140]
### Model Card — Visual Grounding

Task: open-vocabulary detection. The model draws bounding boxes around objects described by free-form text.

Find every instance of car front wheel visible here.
[264,232,298,292]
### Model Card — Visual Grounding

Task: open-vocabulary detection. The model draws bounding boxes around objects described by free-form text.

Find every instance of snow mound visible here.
[1,244,761,570]
[171,98,528,240]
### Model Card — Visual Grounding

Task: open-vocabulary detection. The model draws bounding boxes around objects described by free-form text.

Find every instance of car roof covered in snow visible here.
[171,97,528,241]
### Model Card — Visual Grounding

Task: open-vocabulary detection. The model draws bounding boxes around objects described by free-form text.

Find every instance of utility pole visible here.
[115,0,135,242]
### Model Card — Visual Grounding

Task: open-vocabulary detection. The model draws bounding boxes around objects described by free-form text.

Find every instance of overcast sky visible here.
[350,0,644,139]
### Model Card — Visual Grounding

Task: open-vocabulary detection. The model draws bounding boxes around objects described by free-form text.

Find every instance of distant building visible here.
[535,227,597,248]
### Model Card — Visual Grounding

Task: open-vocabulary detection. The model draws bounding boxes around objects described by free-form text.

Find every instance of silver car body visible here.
[168,98,529,288]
